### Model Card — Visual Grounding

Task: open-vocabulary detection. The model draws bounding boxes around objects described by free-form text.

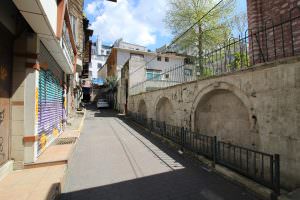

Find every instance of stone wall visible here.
[128,57,300,190]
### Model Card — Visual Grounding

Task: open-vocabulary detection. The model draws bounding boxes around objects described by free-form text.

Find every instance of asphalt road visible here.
[61,107,259,200]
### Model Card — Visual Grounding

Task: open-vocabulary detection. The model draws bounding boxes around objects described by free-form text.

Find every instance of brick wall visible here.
[247,0,300,64]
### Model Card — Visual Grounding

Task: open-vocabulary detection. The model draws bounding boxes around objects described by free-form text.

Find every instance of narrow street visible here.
[61,106,259,200]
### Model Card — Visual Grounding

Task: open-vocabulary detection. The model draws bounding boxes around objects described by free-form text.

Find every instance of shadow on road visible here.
[60,108,259,200]
[60,166,257,200]
[84,103,119,118]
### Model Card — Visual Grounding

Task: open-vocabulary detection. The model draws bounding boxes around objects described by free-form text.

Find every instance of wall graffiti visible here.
[37,69,63,154]
[0,109,4,125]
[0,137,4,159]
[0,65,8,81]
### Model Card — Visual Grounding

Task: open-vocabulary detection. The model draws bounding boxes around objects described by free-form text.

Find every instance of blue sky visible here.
[84,0,247,51]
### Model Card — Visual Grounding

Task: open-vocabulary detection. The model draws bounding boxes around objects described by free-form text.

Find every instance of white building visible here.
[109,39,188,112]
[102,38,186,80]
[90,37,111,81]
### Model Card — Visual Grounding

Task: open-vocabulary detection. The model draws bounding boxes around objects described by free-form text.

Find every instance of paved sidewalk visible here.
[61,108,259,200]
[0,165,66,200]
[0,110,86,200]
[35,130,80,165]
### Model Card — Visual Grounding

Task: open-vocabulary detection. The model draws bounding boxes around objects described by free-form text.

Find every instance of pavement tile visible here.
[36,144,74,163]
[0,165,66,200]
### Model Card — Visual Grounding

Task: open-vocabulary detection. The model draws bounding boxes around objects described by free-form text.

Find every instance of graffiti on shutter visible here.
[37,69,63,155]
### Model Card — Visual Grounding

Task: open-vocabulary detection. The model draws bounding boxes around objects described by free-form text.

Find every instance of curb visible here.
[59,109,87,196]
[75,109,86,133]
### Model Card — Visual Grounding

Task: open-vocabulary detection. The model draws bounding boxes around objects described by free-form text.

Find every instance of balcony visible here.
[61,21,75,68]
[12,0,76,74]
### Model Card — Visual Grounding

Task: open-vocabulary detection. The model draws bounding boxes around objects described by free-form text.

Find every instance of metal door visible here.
[0,24,13,166]
[38,69,63,155]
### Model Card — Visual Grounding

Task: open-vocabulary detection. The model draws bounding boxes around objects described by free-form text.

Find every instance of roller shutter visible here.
[37,44,64,155]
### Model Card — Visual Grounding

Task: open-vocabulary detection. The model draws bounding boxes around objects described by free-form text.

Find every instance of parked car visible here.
[97,99,109,108]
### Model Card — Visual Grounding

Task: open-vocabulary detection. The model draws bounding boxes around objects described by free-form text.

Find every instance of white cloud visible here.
[86,1,99,15]
[85,0,170,46]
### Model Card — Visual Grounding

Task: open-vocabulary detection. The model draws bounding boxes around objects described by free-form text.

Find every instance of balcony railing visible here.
[61,22,74,67]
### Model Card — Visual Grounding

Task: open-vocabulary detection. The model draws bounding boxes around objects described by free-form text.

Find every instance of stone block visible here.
[11,135,24,151]
[11,149,24,162]
[11,105,24,121]
[11,120,24,136]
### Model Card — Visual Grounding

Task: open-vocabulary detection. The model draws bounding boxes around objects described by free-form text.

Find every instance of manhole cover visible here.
[54,137,77,145]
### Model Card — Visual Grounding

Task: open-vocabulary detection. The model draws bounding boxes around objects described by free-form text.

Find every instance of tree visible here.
[105,76,118,109]
[230,12,248,37]
[106,76,118,92]
[164,0,235,74]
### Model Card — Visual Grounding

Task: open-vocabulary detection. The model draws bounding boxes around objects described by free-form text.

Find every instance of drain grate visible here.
[54,137,77,145]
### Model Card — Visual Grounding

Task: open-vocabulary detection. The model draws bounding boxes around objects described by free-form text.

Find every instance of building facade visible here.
[114,43,186,113]
[0,0,91,179]
[90,37,111,82]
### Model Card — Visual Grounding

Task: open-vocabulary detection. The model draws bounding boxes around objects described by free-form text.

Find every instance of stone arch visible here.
[155,97,174,124]
[137,99,147,118]
[191,82,256,147]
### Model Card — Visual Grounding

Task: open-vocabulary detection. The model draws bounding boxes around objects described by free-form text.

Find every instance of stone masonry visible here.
[128,57,300,190]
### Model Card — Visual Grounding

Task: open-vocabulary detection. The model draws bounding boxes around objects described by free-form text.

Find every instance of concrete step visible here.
[24,160,67,169]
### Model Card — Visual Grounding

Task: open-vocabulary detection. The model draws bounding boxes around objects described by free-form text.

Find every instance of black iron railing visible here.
[128,112,280,195]
[217,142,280,194]
[129,7,300,96]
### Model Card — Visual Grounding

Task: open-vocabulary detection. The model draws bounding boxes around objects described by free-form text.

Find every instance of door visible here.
[37,43,64,155]
[38,69,64,155]
[0,24,13,166]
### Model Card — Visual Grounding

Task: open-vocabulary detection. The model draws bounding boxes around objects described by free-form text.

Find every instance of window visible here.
[130,53,144,59]
[157,56,161,61]
[165,74,169,79]
[165,57,169,62]
[70,15,77,42]
[184,69,193,76]
[184,57,194,64]
[146,70,161,80]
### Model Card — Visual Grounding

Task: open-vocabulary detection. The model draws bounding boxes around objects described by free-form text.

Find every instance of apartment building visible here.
[90,37,111,82]
[105,39,187,113]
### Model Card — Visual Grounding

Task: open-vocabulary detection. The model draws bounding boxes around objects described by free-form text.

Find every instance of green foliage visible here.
[202,67,213,77]
[106,76,118,91]
[227,52,249,70]
[164,0,235,53]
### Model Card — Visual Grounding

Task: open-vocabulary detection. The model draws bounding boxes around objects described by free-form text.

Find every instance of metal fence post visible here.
[163,122,166,136]
[212,136,217,168]
[274,154,280,195]
[180,127,184,147]
[149,118,153,134]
